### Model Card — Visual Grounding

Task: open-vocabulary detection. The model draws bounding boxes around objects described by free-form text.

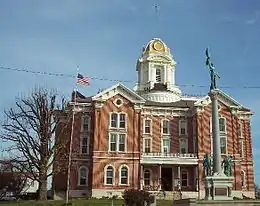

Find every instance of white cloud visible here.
[246,10,260,24]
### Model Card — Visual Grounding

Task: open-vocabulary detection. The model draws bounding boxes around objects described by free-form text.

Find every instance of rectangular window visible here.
[118,134,126,152]
[220,136,226,154]
[110,113,118,128]
[144,119,151,134]
[144,138,151,153]
[162,120,169,134]
[179,120,186,135]
[109,133,127,152]
[109,133,117,152]
[162,138,170,153]
[119,114,126,128]
[219,118,226,133]
[181,171,188,187]
[180,138,188,154]
[81,136,89,154]
[83,116,91,132]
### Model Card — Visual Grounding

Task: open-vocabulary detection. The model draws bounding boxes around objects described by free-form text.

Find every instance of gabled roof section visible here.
[194,89,250,111]
[92,83,146,104]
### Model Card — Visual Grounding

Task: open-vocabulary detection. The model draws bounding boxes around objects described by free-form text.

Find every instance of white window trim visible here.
[161,137,171,153]
[219,116,227,134]
[179,119,187,136]
[108,133,127,153]
[119,164,130,186]
[109,112,128,130]
[143,169,152,186]
[143,118,152,134]
[81,115,91,132]
[241,170,246,188]
[179,137,188,154]
[80,135,90,154]
[181,170,189,187]
[161,119,170,135]
[77,166,88,186]
[104,165,115,186]
[118,133,127,153]
[143,137,152,153]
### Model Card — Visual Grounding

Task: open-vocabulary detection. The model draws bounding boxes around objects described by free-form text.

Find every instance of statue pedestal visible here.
[204,172,234,201]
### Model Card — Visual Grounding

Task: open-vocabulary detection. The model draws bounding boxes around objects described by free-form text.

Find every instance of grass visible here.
[0,199,173,206]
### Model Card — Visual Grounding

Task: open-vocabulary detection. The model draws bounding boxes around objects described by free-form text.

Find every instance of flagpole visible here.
[65,66,79,203]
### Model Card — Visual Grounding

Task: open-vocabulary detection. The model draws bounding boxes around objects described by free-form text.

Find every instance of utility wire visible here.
[1,66,260,89]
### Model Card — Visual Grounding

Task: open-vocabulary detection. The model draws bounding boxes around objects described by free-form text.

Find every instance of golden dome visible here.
[143,38,171,54]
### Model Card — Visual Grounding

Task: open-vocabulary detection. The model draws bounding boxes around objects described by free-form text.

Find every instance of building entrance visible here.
[161,167,173,191]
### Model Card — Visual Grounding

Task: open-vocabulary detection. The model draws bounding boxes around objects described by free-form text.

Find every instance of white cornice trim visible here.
[92,83,146,103]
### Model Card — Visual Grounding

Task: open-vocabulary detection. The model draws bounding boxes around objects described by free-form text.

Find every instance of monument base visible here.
[204,172,234,201]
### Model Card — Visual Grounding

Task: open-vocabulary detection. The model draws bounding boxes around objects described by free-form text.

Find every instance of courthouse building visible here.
[52,38,255,199]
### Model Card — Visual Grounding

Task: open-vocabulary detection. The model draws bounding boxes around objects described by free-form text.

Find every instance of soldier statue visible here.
[222,155,232,176]
[206,48,220,90]
[203,153,212,176]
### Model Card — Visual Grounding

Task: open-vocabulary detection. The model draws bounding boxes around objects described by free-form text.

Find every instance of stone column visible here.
[141,165,143,190]
[159,164,162,190]
[209,90,221,174]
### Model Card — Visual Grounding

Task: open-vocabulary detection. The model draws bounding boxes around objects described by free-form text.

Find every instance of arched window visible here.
[156,68,161,83]
[105,165,114,185]
[78,166,88,186]
[241,170,246,187]
[120,165,129,185]
[144,170,151,186]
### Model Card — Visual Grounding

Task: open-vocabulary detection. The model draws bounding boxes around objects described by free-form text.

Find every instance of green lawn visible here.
[0,199,173,206]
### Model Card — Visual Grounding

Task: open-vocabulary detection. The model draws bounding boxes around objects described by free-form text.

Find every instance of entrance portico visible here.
[140,152,199,192]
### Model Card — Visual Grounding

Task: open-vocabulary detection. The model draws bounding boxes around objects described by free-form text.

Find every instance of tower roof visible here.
[143,38,171,55]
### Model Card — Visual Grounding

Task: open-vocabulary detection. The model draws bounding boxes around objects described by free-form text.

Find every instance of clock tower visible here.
[134,38,182,102]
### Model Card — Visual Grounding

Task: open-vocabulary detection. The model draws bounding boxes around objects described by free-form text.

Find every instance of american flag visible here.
[77,73,90,86]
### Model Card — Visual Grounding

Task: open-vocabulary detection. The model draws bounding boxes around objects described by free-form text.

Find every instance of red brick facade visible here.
[52,87,255,199]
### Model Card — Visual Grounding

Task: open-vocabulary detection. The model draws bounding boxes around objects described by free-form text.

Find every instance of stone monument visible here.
[204,48,234,200]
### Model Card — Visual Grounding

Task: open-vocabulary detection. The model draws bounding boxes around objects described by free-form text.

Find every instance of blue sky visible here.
[0,0,260,183]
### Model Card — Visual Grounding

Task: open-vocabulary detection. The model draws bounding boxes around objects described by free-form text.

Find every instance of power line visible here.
[1,65,260,89]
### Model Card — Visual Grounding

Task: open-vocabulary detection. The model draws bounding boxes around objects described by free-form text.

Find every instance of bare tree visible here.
[0,87,70,200]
